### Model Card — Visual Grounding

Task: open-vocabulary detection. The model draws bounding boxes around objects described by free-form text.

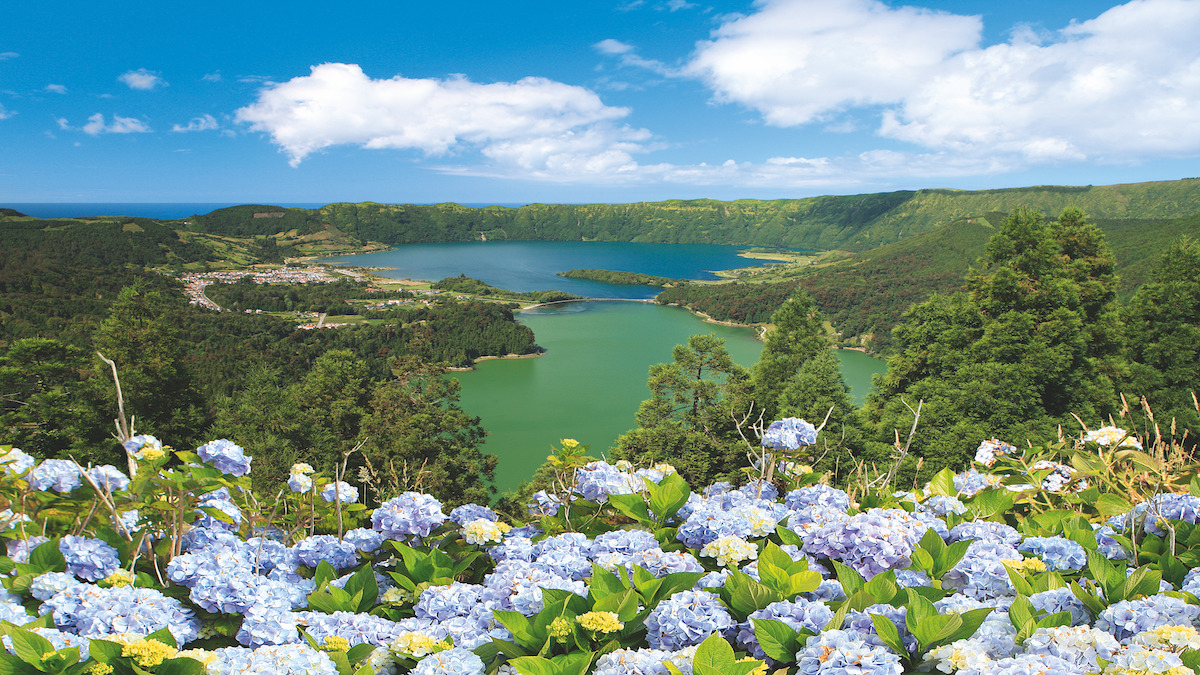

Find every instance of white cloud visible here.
[686,0,982,126]
[172,114,219,132]
[45,84,67,94]
[202,71,222,82]
[118,68,167,90]
[684,0,1200,168]
[594,39,675,75]
[666,0,695,11]
[235,63,645,172]
[81,113,152,135]
[0,104,13,120]
[0,52,17,61]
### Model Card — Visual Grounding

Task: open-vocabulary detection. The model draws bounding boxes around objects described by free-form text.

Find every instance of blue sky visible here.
[3,0,1199,205]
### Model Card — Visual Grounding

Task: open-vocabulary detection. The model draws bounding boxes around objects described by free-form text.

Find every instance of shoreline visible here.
[447,352,545,371]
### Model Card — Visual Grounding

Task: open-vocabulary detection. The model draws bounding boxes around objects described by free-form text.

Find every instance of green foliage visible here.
[430,275,580,304]
[861,208,1125,482]
[558,269,681,287]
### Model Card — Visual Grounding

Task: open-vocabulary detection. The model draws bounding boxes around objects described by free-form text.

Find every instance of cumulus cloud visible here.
[45,84,67,94]
[118,68,167,90]
[172,114,219,132]
[685,0,1200,167]
[235,62,648,173]
[81,113,152,135]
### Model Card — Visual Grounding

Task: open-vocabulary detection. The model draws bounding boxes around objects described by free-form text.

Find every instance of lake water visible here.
[320,240,886,493]
[322,240,780,299]
[453,301,885,492]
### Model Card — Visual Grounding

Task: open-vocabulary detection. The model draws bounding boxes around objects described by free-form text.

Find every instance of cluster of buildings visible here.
[180,267,340,310]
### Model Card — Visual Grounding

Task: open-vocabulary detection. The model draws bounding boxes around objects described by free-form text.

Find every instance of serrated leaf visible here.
[751,619,800,664]
[693,633,735,675]
[9,628,54,666]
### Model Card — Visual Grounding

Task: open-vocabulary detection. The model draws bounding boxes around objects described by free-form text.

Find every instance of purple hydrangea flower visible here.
[343,528,384,554]
[948,520,1022,547]
[196,439,252,476]
[0,447,35,475]
[527,490,561,517]
[573,461,639,502]
[785,485,852,512]
[762,417,817,450]
[293,535,358,570]
[1096,595,1200,643]
[449,504,497,525]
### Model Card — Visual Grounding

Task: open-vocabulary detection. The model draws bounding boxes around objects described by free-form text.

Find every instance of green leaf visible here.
[775,525,803,549]
[147,627,177,648]
[864,570,899,605]
[342,565,379,612]
[723,571,783,619]
[646,473,690,522]
[608,494,653,526]
[589,565,629,600]
[831,560,865,597]
[509,656,558,675]
[9,628,54,667]
[965,488,1016,520]
[938,608,992,647]
[751,619,800,663]
[928,467,957,497]
[493,610,539,651]
[869,614,908,656]
[157,657,208,675]
[692,633,735,675]
[910,613,962,651]
[28,540,65,573]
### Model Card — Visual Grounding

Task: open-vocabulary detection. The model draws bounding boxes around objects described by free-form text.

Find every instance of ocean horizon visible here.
[3,202,531,220]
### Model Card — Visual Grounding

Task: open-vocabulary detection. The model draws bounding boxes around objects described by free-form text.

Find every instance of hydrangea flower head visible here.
[1084,426,1143,449]
[60,535,121,581]
[700,535,758,568]
[0,447,35,475]
[527,490,561,517]
[124,435,165,461]
[372,493,446,539]
[31,459,83,493]
[974,438,1018,467]
[796,629,903,675]
[320,481,358,504]
[462,518,509,545]
[411,646,484,675]
[644,589,733,650]
[196,439,252,476]
[761,417,817,450]
[579,611,624,633]
[86,465,130,492]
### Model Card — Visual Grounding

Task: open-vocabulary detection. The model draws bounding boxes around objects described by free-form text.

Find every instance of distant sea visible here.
[3,203,529,220]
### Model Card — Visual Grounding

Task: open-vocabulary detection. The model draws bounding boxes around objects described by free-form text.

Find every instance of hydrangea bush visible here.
[2,420,1200,675]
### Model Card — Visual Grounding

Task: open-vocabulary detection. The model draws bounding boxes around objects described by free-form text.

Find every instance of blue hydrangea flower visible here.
[592,648,674,675]
[573,461,639,502]
[1022,625,1120,669]
[954,468,1003,497]
[59,535,120,582]
[785,485,852,512]
[196,439,252,476]
[0,447,35,475]
[414,582,484,621]
[449,504,497,525]
[40,583,201,644]
[412,647,484,675]
[1029,587,1091,626]
[941,541,1021,601]
[293,535,358,570]
[644,589,734,650]
[482,559,588,616]
[947,520,1022,547]
[796,629,903,675]
[527,490,561,517]
[294,610,403,648]
[85,465,130,491]
[343,528,384,554]
[762,417,817,450]
[1018,536,1087,572]
[7,536,49,564]
[590,529,659,557]
[917,495,967,518]
[30,459,82,493]
[206,644,338,675]
[800,508,934,579]
[737,598,835,660]
[320,481,358,504]
[1096,595,1200,643]
[372,493,446,540]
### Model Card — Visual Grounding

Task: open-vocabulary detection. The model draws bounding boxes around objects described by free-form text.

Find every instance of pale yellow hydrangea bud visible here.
[700,535,758,568]
[579,611,624,634]
[462,518,507,545]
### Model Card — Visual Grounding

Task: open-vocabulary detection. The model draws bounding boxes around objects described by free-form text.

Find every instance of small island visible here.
[558,269,683,287]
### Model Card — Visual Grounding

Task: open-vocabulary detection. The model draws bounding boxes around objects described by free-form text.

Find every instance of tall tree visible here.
[0,338,87,458]
[76,281,208,463]
[294,349,373,474]
[612,334,751,488]
[1123,237,1200,444]
[862,207,1123,480]
[355,357,492,507]
[207,361,308,490]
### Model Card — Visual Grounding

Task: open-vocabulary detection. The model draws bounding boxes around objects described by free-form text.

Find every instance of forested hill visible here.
[174,179,1200,252]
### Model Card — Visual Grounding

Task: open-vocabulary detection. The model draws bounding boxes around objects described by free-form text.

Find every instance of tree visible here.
[294,349,373,474]
[750,292,865,479]
[1123,237,1200,444]
[612,334,751,488]
[355,357,493,507]
[76,281,209,464]
[207,361,308,490]
[0,338,87,458]
[861,207,1123,480]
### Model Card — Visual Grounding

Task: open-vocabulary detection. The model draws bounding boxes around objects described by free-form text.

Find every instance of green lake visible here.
[453,301,886,493]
